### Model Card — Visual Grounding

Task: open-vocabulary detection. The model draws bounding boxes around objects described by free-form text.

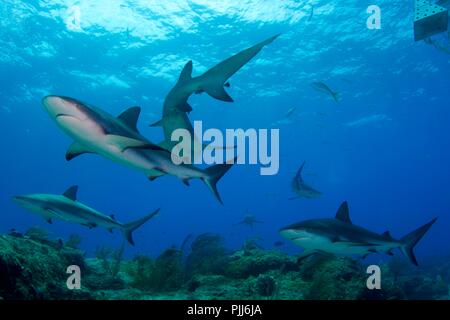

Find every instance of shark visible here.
[41,95,235,204]
[311,81,339,103]
[13,186,160,245]
[290,162,322,200]
[235,212,263,227]
[279,201,437,265]
[150,34,280,157]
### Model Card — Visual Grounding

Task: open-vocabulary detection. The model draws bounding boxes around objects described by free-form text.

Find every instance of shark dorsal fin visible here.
[118,106,141,132]
[335,201,352,224]
[63,185,78,201]
[382,231,393,240]
[295,161,306,182]
[178,60,193,84]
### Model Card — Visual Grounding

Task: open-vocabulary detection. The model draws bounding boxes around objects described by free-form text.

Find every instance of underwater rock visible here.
[84,258,126,291]
[1,231,447,300]
[400,275,448,300]
[224,248,297,279]
[65,234,82,249]
[0,235,91,300]
[185,233,228,276]
[254,274,276,297]
[186,277,201,292]
[124,248,184,292]
[301,257,366,300]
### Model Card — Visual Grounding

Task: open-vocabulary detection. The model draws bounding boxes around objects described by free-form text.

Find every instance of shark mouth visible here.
[56,113,77,118]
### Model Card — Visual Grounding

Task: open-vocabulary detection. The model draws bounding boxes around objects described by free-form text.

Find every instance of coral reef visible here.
[0,232,448,300]
[185,233,228,276]
[0,234,90,299]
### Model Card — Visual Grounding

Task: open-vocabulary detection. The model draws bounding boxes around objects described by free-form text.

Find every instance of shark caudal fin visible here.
[400,217,437,266]
[202,158,237,204]
[122,208,160,246]
[331,91,340,103]
[199,34,280,103]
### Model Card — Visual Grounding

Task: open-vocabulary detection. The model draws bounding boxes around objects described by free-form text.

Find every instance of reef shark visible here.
[311,81,339,103]
[42,95,235,204]
[279,201,437,265]
[150,34,280,157]
[13,186,160,245]
[290,162,322,200]
[235,212,263,227]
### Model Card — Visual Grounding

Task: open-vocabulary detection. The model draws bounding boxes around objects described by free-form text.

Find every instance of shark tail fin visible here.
[332,91,340,103]
[296,161,306,180]
[400,217,437,266]
[202,157,237,204]
[200,34,280,103]
[202,81,234,102]
[122,209,160,246]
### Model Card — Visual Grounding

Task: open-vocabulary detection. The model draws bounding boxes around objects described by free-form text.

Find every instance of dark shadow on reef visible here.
[0,230,449,300]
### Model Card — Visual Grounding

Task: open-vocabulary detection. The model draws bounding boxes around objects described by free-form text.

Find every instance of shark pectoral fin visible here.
[331,236,341,243]
[176,102,193,113]
[46,218,53,224]
[157,140,173,151]
[106,135,169,153]
[386,249,394,256]
[83,223,97,229]
[203,84,234,102]
[148,168,167,181]
[181,178,190,186]
[66,142,94,161]
[118,106,141,132]
[150,119,163,127]
[108,228,114,234]
[296,250,318,263]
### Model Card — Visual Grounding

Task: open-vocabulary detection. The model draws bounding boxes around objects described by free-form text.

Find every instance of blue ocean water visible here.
[0,0,449,265]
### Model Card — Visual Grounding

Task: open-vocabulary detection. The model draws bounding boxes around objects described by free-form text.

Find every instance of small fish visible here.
[311,82,339,102]
[344,114,391,128]
[270,106,297,127]
[284,106,297,118]
[307,5,314,22]
[273,240,285,247]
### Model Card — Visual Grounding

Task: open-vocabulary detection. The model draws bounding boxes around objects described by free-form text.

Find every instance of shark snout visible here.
[12,195,31,205]
[42,95,80,119]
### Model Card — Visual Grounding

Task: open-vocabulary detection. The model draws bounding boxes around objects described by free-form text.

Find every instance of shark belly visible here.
[290,233,373,256]
[56,115,164,176]
[161,112,204,159]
